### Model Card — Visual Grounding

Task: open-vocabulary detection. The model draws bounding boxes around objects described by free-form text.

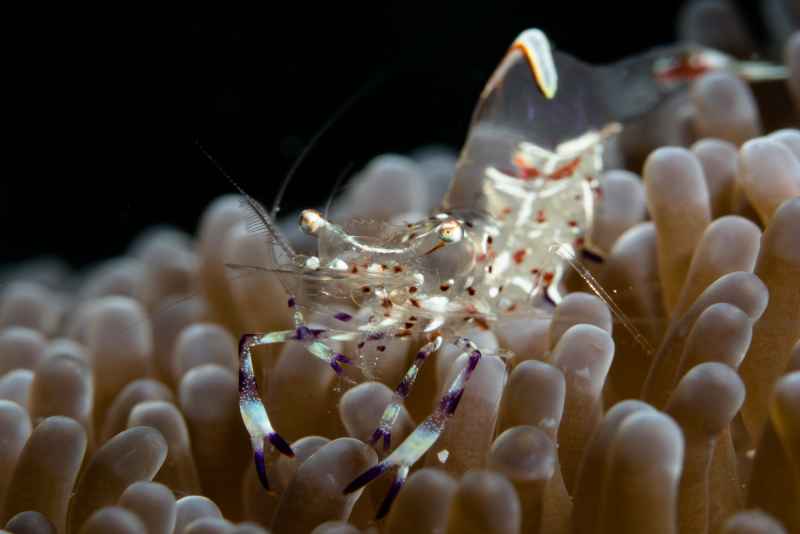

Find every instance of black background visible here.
[0,1,763,267]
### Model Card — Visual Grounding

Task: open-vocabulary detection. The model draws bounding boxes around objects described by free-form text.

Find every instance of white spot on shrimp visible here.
[437,449,450,463]
[422,296,449,313]
[305,256,320,270]
[328,258,348,270]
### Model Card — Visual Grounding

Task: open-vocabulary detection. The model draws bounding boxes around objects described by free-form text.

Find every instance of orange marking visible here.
[655,54,710,83]
[549,157,581,180]
[514,154,541,179]
[474,317,490,330]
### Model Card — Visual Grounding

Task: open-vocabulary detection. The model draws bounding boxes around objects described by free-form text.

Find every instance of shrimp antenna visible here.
[195,141,296,262]
[550,242,655,356]
[271,71,388,219]
[323,160,355,220]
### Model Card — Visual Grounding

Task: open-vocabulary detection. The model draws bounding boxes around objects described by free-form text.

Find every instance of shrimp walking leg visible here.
[238,301,360,490]
[238,332,294,491]
[369,335,444,451]
[344,336,483,519]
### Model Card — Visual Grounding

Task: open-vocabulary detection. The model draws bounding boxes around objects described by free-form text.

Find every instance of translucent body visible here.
[233,27,790,520]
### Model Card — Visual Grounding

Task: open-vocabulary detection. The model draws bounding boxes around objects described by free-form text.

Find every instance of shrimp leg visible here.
[238,332,294,491]
[344,336,483,519]
[238,299,359,490]
[369,335,444,451]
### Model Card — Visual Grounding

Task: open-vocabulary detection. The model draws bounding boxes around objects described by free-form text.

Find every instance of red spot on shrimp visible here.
[440,284,450,292]
[655,53,710,83]
[512,249,526,264]
[536,210,546,223]
[568,220,578,227]
[543,271,554,284]
[467,286,476,296]
[514,154,541,179]
[549,157,581,179]
[474,317,490,330]
[521,167,540,179]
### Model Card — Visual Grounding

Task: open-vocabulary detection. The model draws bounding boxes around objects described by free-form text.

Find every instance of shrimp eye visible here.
[437,220,463,244]
[300,209,325,235]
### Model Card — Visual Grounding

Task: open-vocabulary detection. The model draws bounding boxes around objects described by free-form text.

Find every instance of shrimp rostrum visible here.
[235,28,787,516]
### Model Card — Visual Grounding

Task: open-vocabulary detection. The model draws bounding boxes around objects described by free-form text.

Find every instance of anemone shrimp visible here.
[232,28,787,518]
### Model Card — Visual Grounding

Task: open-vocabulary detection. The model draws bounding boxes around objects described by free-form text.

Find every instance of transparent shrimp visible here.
[233,28,787,516]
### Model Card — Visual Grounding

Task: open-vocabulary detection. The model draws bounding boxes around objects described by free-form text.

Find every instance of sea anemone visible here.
[1,4,800,534]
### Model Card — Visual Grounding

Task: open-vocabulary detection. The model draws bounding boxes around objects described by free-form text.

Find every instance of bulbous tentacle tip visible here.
[268,431,295,458]
[343,461,390,495]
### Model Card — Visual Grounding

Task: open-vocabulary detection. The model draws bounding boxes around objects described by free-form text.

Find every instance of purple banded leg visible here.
[369,336,443,451]
[238,333,295,490]
[307,340,354,375]
[346,337,483,518]
[377,465,410,519]
[439,336,483,416]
